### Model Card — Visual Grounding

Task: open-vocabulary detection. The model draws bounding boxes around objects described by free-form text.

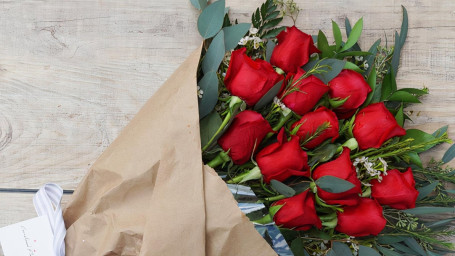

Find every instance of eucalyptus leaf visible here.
[254,80,283,110]
[426,218,455,228]
[202,30,225,73]
[328,242,353,256]
[200,111,223,148]
[391,242,418,255]
[344,61,363,73]
[359,245,381,256]
[376,245,402,256]
[404,237,426,256]
[403,207,455,215]
[316,176,355,193]
[340,17,363,52]
[198,71,219,118]
[388,91,421,103]
[266,40,276,62]
[270,179,296,197]
[442,144,455,163]
[378,235,407,244]
[303,59,346,84]
[417,181,439,200]
[223,23,251,51]
[190,0,207,10]
[332,20,342,51]
[290,238,307,256]
[197,0,225,39]
[365,39,381,76]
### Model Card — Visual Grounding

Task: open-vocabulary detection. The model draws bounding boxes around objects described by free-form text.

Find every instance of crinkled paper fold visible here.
[63,46,277,256]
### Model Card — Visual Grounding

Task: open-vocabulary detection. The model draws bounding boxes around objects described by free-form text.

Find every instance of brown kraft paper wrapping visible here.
[63,46,278,256]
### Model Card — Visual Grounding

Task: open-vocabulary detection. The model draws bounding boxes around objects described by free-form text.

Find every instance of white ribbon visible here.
[33,183,66,256]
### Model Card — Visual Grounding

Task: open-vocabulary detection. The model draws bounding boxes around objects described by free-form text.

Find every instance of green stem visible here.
[202,111,232,152]
[207,151,230,168]
[258,195,286,203]
[227,166,262,184]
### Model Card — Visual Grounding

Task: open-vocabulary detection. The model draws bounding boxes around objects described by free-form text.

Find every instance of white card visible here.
[0,216,55,256]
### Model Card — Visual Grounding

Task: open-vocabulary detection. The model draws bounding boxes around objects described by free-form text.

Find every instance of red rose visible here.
[353,102,406,150]
[328,69,372,119]
[312,148,362,206]
[256,129,310,183]
[291,107,339,149]
[279,69,329,115]
[224,48,283,106]
[270,26,320,74]
[336,198,386,237]
[218,110,273,165]
[273,190,322,231]
[371,168,419,210]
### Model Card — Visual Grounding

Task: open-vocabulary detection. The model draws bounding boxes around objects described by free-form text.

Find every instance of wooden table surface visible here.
[1,0,455,251]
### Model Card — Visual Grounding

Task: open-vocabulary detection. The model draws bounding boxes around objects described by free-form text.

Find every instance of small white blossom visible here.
[197,86,204,98]
[363,61,369,70]
[273,97,291,114]
[238,37,248,45]
[355,56,364,62]
[249,27,258,35]
[222,72,226,77]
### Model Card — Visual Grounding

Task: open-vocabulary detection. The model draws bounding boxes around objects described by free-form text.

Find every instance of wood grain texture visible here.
[0,0,455,249]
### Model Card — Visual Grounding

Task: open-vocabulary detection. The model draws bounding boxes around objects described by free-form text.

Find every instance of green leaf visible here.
[197,0,225,39]
[376,245,402,256]
[365,39,381,76]
[406,151,423,168]
[318,30,332,58]
[332,20,342,51]
[363,68,377,106]
[266,40,276,62]
[261,17,283,31]
[202,30,225,73]
[303,59,346,84]
[378,235,407,244]
[388,91,421,103]
[270,179,296,197]
[290,238,307,256]
[293,183,310,194]
[340,17,363,52]
[265,10,280,21]
[344,61,363,73]
[398,88,428,96]
[400,129,437,153]
[329,97,349,108]
[403,207,455,215]
[443,144,455,163]
[381,70,397,101]
[309,144,338,166]
[198,71,219,118]
[190,0,207,10]
[359,245,381,256]
[262,26,286,39]
[404,238,426,256]
[395,104,404,127]
[432,125,448,138]
[418,181,439,200]
[222,23,251,51]
[399,6,408,48]
[254,80,283,110]
[391,243,418,255]
[328,242,353,256]
[426,218,455,228]
[316,176,355,193]
[200,111,223,147]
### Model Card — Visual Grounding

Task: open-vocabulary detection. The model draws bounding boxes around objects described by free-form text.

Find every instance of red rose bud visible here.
[353,102,406,150]
[371,168,419,210]
[218,110,273,165]
[270,26,320,74]
[273,190,322,231]
[328,69,372,119]
[279,69,329,116]
[224,48,283,106]
[256,129,310,183]
[312,148,362,206]
[291,107,339,149]
[336,198,386,237]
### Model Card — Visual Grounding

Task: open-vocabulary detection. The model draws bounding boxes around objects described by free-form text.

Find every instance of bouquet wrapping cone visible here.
[63,46,277,256]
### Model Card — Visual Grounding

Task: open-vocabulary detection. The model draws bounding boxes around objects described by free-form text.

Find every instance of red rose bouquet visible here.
[192,0,455,255]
